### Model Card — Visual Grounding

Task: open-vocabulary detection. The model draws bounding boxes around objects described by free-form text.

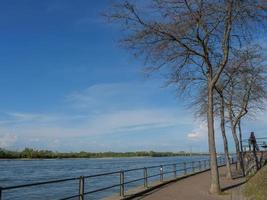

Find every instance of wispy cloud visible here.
[0,108,187,138]
[187,121,207,141]
[7,112,58,123]
[66,82,171,112]
[0,82,195,150]
[85,109,182,134]
[0,133,17,148]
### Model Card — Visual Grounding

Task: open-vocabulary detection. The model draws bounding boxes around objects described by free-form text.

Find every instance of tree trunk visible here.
[219,95,232,179]
[228,106,241,171]
[207,85,221,194]
[238,121,245,175]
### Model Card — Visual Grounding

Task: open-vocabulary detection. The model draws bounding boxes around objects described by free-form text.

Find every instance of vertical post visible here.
[199,161,201,171]
[144,168,148,188]
[173,164,176,178]
[79,176,84,200]
[160,165,163,182]
[120,171,125,197]
[184,162,187,175]
[192,161,195,173]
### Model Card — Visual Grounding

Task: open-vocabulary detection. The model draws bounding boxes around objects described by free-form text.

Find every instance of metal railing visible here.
[241,136,267,176]
[0,156,229,200]
[242,137,267,152]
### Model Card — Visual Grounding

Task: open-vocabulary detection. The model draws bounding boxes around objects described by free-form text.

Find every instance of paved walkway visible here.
[131,166,246,200]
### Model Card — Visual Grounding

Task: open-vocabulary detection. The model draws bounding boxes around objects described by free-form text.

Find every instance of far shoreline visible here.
[0,155,209,160]
[0,154,214,161]
[0,147,214,160]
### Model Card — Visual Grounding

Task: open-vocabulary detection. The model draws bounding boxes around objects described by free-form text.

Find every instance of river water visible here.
[0,156,208,200]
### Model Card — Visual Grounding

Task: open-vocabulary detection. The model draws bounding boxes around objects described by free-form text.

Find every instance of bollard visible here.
[184,162,187,175]
[160,165,163,182]
[173,164,176,178]
[120,171,125,197]
[144,168,148,188]
[79,176,85,200]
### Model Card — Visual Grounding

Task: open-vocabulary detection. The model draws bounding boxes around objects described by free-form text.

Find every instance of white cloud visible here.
[7,112,57,122]
[0,133,17,148]
[0,82,195,150]
[66,82,171,112]
[0,108,187,138]
[85,109,182,134]
[187,121,207,140]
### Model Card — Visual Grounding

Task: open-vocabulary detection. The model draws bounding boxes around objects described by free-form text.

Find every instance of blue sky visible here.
[0,1,266,152]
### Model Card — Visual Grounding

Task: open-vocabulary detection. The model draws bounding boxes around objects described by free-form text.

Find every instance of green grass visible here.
[243,165,267,200]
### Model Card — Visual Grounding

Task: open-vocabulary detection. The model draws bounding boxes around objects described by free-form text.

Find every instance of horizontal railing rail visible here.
[0,156,232,200]
[241,137,267,152]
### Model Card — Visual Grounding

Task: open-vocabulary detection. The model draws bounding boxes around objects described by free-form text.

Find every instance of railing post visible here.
[184,162,187,175]
[144,168,148,188]
[192,161,195,173]
[120,171,125,197]
[173,164,176,178]
[199,161,201,171]
[79,176,85,200]
[160,165,163,182]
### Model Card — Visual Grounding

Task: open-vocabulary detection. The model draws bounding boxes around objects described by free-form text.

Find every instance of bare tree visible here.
[224,47,267,173]
[193,84,233,180]
[216,85,233,179]
[106,0,267,194]
[193,65,239,180]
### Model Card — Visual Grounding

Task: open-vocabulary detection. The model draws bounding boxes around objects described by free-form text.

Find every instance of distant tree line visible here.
[0,148,208,159]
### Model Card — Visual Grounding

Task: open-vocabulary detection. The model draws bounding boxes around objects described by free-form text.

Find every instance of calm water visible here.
[0,156,207,200]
